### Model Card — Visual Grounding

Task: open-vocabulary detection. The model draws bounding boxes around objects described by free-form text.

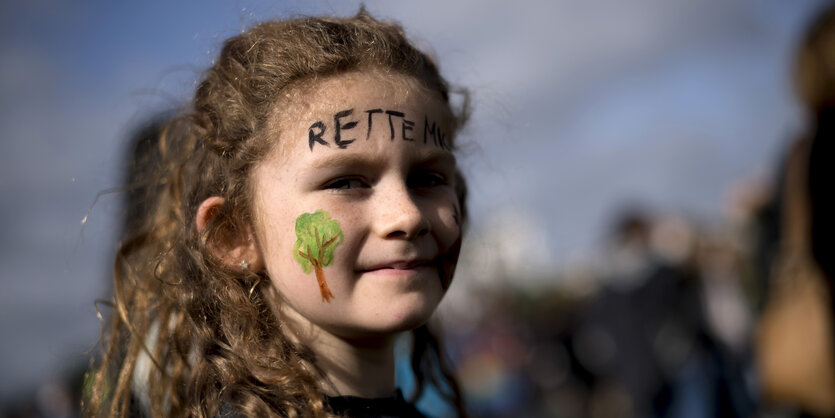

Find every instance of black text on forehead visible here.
[307,106,451,152]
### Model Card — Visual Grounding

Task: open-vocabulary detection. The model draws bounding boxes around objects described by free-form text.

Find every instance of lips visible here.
[360,258,434,272]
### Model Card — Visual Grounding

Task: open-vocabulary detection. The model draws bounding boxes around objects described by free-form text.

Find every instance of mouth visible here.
[359,259,436,275]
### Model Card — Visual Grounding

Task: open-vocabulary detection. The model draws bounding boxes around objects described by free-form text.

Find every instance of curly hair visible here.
[85,10,469,417]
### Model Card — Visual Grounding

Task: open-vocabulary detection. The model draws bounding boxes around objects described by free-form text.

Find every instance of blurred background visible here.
[1,0,832,416]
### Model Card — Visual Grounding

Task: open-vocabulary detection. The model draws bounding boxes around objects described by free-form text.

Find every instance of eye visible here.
[324,177,368,190]
[409,171,448,189]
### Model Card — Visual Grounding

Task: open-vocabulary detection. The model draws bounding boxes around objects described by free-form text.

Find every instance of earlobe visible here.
[196,196,264,270]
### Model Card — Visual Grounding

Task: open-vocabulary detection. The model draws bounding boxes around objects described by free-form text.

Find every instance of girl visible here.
[86,10,469,417]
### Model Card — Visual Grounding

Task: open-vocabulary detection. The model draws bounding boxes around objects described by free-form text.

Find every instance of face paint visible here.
[293,210,344,302]
[306,108,451,151]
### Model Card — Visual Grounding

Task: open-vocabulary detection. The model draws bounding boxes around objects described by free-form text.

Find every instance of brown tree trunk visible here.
[314,264,334,302]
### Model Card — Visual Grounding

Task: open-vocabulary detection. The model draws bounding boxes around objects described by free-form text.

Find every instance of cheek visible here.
[432,194,463,246]
[437,219,462,291]
[316,206,364,266]
[430,195,462,291]
[252,196,302,284]
[256,207,290,254]
[259,220,297,283]
[264,207,360,300]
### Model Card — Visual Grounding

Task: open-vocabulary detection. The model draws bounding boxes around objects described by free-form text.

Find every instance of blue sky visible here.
[0,0,829,401]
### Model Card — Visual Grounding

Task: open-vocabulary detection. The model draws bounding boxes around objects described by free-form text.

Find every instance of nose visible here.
[375,182,430,240]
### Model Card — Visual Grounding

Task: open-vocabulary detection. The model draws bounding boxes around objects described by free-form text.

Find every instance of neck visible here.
[278,305,398,398]
[313,332,398,398]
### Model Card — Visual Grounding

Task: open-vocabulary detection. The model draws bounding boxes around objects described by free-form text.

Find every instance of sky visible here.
[0,0,830,402]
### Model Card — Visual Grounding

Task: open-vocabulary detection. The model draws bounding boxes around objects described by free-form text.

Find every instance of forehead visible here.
[264,70,454,158]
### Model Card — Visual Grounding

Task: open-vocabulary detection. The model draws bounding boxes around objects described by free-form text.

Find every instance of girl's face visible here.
[251,71,461,340]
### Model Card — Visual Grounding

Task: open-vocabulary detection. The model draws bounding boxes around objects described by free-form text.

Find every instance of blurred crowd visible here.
[438,4,835,417]
[439,149,831,417]
[443,204,768,417]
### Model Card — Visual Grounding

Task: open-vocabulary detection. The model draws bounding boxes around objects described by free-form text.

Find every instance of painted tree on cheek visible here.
[293,210,343,302]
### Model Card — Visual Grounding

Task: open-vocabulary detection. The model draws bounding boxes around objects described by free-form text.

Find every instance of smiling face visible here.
[250,70,461,340]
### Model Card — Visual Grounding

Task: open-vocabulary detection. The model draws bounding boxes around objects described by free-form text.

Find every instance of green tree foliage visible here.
[293,210,343,302]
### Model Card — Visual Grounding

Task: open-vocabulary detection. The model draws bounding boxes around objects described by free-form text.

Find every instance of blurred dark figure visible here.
[571,209,754,418]
[575,210,690,418]
[121,112,171,241]
[88,112,172,418]
[0,113,172,418]
[754,4,835,417]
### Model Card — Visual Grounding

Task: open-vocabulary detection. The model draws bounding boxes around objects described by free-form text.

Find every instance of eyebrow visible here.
[309,153,381,171]
[309,149,456,171]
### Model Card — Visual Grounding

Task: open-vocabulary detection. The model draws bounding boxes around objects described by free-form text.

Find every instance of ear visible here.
[196,196,263,271]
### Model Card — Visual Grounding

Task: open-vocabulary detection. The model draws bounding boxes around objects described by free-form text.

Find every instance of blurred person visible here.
[575,209,706,417]
[120,112,171,242]
[86,10,471,417]
[755,3,835,416]
[574,208,758,418]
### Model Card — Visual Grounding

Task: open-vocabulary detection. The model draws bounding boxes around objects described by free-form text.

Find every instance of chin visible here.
[352,296,442,337]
